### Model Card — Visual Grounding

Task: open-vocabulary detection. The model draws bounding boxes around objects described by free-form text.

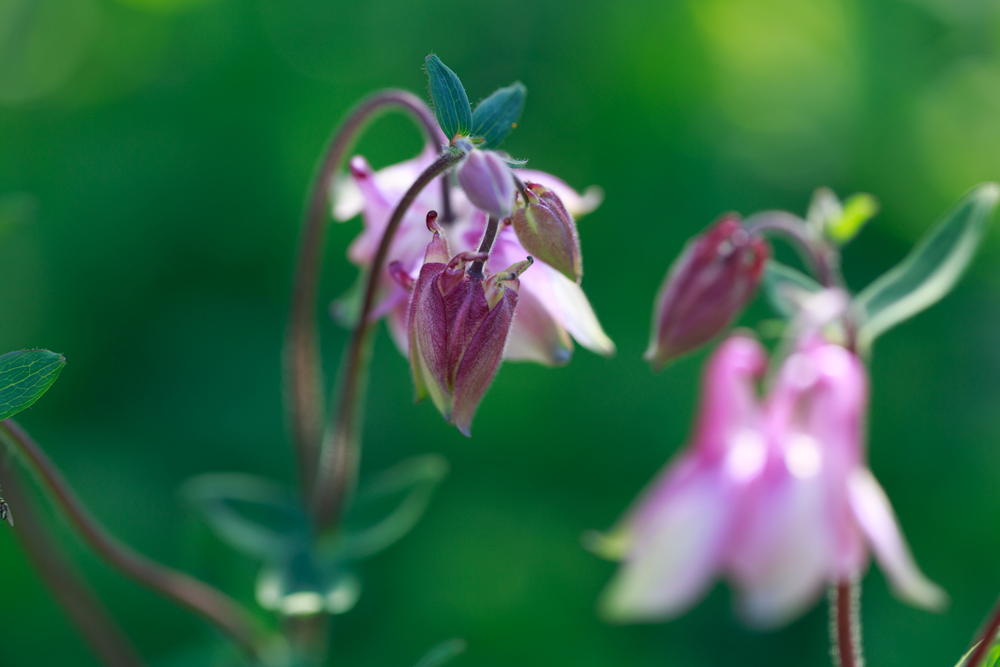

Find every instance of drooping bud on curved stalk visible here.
[407,212,532,435]
[645,215,769,369]
[511,182,582,282]
[455,146,516,219]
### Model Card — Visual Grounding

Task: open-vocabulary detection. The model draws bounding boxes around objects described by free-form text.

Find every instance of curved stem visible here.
[0,419,269,660]
[830,578,863,667]
[966,594,1000,667]
[311,150,466,531]
[467,215,500,280]
[286,90,442,502]
[2,467,146,667]
[744,211,840,288]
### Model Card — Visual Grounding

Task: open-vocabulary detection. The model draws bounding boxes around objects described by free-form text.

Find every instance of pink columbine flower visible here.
[595,335,946,628]
[331,147,614,366]
[398,212,531,436]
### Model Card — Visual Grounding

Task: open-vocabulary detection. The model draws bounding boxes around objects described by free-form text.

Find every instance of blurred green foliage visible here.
[2,0,1000,665]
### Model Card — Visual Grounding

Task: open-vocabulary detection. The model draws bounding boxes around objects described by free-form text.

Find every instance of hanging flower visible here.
[593,335,946,628]
[331,147,613,366]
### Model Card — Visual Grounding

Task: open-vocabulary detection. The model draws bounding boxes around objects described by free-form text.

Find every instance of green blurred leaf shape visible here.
[425,55,472,141]
[955,640,1000,667]
[855,183,999,348]
[471,82,526,150]
[182,473,309,561]
[333,454,449,560]
[255,550,361,617]
[828,192,879,244]
[0,349,65,421]
[762,261,822,319]
[414,639,467,667]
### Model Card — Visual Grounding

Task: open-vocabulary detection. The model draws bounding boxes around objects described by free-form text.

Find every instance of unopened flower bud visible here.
[456,147,516,219]
[510,183,582,282]
[644,215,769,369]
[408,212,531,435]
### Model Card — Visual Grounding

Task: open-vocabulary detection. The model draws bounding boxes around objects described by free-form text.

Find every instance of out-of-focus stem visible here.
[311,150,465,531]
[966,593,1000,667]
[1,466,146,667]
[830,579,863,667]
[744,211,840,288]
[0,419,268,660]
[286,90,442,501]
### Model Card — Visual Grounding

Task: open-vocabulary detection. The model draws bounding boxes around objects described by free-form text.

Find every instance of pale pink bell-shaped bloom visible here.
[331,147,614,366]
[596,336,946,628]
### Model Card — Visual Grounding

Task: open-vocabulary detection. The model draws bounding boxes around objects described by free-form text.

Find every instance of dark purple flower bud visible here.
[456,148,516,219]
[510,182,583,282]
[644,215,769,370]
[408,212,532,436]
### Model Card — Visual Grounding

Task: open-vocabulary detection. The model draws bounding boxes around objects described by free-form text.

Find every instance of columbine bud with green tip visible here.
[645,215,769,370]
[401,211,532,436]
[455,145,516,219]
[511,182,582,282]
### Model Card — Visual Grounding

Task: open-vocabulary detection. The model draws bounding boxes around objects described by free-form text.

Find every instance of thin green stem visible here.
[285,90,442,502]
[0,419,270,660]
[966,594,1000,667]
[1,466,146,667]
[311,150,466,531]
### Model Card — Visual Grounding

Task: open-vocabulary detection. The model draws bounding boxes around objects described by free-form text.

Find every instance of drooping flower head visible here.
[595,334,946,627]
[394,212,531,436]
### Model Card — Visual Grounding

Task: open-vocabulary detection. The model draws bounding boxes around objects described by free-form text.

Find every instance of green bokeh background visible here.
[2,0,1000,665]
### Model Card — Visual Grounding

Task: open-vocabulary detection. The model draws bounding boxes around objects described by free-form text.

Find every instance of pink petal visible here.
[518,169,604,217]
[503,288,574,366]
[599,467,732,623]
[847,468,948,611]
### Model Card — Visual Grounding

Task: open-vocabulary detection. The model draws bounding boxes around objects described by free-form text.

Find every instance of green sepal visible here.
[0,349,65,421]
[854,183,998,349]
[181,473,310,561]
[828,193,879,244]
[471,82,526,149]
[425,55,472,141]
[762,261,822,319]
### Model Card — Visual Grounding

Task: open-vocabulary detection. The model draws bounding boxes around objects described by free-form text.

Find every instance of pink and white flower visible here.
[331,146,614,367]
[595,335,946,628]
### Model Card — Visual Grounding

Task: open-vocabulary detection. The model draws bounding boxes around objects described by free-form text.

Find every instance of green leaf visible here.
[828,192,879,244]
[414,639,467,667]
[425,55,472,141]
[955,639,1000,667]
[0,349,65,421]
[255,550,361,617]
[854,183,999,348]
[332,454,449,560]
[762,261,822,319]
[182,473,310,561]
[471,82,526,149]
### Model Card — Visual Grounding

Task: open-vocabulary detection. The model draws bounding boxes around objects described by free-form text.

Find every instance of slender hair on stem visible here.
[829,578,864,667]
[285,90,444,502]
[0,419,269,660]
[1,465,146,667]
[311,150,466,531]
[965,594,1000,667]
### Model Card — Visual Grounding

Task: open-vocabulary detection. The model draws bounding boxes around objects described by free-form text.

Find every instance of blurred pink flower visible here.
[332,147,614,366]
[595,335,946,628]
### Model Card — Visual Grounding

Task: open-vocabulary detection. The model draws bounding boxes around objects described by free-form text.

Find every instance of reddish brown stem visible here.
[311,150,465,531]
[2,466,146,667]
[830,579,863,667]
[0,419,268,659]
[285,90,443,502]
[966,594,1000,667]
